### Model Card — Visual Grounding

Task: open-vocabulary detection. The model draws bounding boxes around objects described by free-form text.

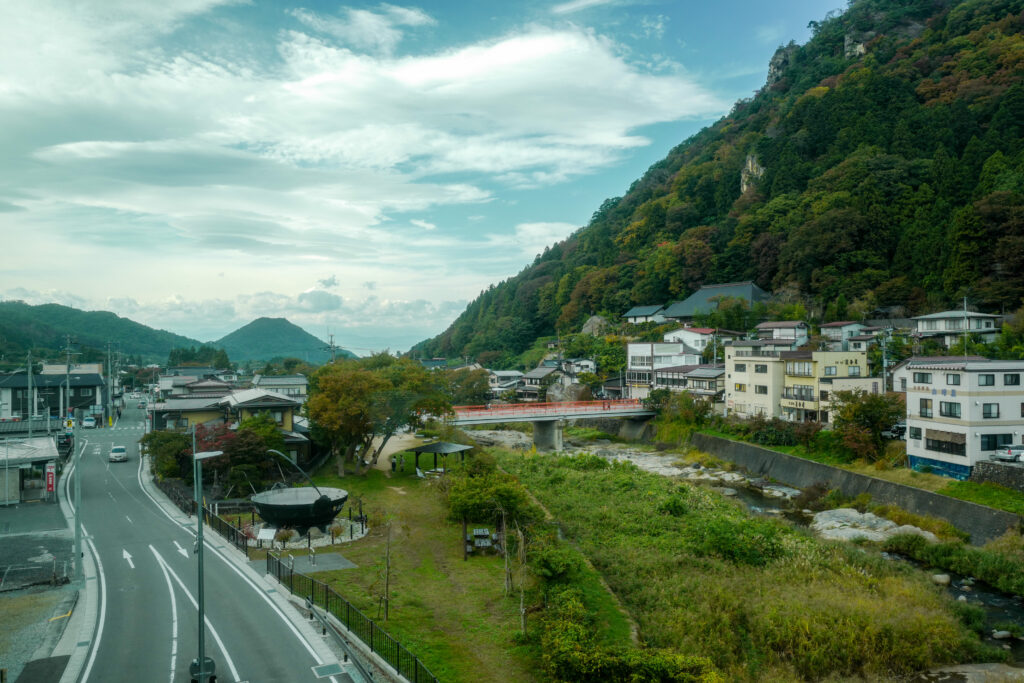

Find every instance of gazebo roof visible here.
[407,441,474,454]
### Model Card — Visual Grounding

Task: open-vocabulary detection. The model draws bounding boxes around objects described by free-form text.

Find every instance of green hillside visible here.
[414,0,1024,362]
[214,317,357,363]
[0,300,201,367]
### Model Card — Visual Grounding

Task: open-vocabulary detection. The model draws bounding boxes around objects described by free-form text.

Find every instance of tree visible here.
[830,389,904,461]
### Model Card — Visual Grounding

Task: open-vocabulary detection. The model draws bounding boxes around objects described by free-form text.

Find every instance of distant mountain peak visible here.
[215,317,355,362]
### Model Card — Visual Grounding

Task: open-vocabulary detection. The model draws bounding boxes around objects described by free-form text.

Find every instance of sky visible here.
[0,0,842,354]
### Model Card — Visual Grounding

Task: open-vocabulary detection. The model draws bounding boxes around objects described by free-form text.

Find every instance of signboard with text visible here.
[46,462,56,492]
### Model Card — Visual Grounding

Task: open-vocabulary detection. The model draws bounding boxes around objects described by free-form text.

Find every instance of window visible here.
[920,398,933,418]
[939,401,961,418]
[80,388,93,397]
[1005,374,1021,386]
[909,427,922,440]
[946,373,960,386]
[926,438,966,456]
[824,366,837,376]
[979,374,995,386]
[734,383,746,392]
[981,434,1014,450]
[900,378,907,391]
[848,366,861,377]
[983,403,1000,418]
[755,385,768,395]
[913,372,932,384]
[755,364,768,373]
[786,361,813,376]
[735,363,747,372]
[820,390,829,401]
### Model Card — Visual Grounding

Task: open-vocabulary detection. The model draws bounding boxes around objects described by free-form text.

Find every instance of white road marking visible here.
[150,549,242,682]
[173,540,189,559]
[122,549,134,569]
[126,516,132,524]
[149,546,179,683]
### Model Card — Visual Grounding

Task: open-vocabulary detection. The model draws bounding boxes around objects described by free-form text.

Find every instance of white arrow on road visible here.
[123,549,134,569]
[173,540,188,558]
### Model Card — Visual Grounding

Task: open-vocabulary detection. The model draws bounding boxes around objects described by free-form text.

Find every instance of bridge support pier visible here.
[533,419,564,452]
[619,418,650,441]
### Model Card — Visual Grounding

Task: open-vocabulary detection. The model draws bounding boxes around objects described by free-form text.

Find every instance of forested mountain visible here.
[413,0,1024,364]
[0,300,201,367]
[214,317,357,363]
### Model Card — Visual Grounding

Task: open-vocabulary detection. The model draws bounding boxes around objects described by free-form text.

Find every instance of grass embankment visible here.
[300,467,537,683]
[497,450,1004,682]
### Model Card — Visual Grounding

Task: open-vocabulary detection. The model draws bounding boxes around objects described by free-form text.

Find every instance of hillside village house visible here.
[517,366,561,401]
[904,359,1024,479]
[819,321,867,350]
[911,310,1002,347]
[487,370,523,398]
[625,342,702,399]
[652,364,725,403]
[663,327,743,355]
[622,305,666,324]
[725,341,786,419]
[252,374,308,404]
[891,356,988,393]
[661,281,771,322]
[754,320,810,347]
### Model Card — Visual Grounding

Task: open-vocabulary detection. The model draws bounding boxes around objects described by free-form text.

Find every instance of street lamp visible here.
[192,448,223,683]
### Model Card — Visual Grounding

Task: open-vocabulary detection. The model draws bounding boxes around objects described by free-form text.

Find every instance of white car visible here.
[109,446,128,463]
[82,416,97,429]
[992,445,1024,462]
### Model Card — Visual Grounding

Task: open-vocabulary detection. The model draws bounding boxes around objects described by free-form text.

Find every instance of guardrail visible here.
[267,552,439,683]
[152,478,250,559]
[452,398,647,420]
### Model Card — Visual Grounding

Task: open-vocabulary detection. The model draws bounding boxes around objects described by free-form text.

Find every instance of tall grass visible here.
[499,452,1005,681]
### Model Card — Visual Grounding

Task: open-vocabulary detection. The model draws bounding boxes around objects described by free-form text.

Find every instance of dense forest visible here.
[0,300,201,368]
[412,0,1024,364]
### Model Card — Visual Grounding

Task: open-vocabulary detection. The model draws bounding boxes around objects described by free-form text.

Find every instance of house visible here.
[911,310,1002,347]
[652,364,725,402]
[890,356,988,393]
[754,321,809,347]
[778,350,871,423]
[625,342,702,399]
[904,360,1024,480]
[558,358,596,384]
[0,372,107,423]
[622,305,667,324]
[487,370,523,398]
[663,327,743,356]
[419,358,448,370]
[40,363,104,375]
[252,374,309,404]
[517,366,562,401]
[1,436,59,505]
[819,321,867,351]
[184,378,234,398]
[661,281,771,322]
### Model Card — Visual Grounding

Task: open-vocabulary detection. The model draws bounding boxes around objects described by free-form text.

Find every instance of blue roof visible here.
[623,304,665,318]
[663,282,770,319]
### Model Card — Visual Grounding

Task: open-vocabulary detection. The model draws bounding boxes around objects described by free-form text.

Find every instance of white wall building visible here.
[911,310,1002,347]
[754,321,809,347]
[724,341,786,419]
[625,342,701,399]
[905,359,1024,480]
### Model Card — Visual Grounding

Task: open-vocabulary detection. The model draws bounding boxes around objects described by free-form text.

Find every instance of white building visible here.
[487,370,523,397]
[663,327,743,354]
[625,342,701,399]
[622,305,667,324]
[905,359,1024,480]
[754,321,809,347]
[891,356,988,393]
[252,374,308,404]
[911,310,1002,347]
[819,321,867,351]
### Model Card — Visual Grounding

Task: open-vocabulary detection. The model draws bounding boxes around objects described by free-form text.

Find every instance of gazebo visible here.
[406,441,474,474]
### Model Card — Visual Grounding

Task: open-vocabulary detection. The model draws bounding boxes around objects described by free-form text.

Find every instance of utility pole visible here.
[27,350,33,440]
[107,341,113,427]
[962,296,969,355]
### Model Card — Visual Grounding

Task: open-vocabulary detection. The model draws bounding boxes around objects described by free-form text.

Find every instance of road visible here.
[66,403,356,683]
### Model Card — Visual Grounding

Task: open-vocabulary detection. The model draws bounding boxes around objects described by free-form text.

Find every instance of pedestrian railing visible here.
[153,478,250,559]
[267,552,439,683]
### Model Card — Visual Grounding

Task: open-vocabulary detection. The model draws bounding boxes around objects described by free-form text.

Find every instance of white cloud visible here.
[755,23,785,46]
[297,289,343,312]
[512,222,578,258]
[289,4,435,55]
[551,0,614,15]
[411,219,436,230]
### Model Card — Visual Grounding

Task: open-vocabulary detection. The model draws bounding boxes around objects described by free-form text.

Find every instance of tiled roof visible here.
[820,321,861,328]
[912,310,1001,320]
[662,281,770,319]
[756,321,807,329]
[0,373,105,388]
[623,304,666,317]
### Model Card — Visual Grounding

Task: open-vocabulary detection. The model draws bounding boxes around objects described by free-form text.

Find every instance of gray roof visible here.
[407,441,474,454]
[623,304,665,318]
[523,366,558,380]
[756,320,808,329]
[819,321,862,328]
[220,388,300,408]
[688,367,725,379]
[155,397,222,411]
[912,310,1001,320]
[253,374,307,386]
[662,281,769,319]
[0,373,104,388]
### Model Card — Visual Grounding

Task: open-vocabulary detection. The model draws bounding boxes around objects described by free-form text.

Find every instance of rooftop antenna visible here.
[323,333,339,364]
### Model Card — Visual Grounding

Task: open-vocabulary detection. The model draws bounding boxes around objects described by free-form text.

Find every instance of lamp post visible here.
[192,447,223,683]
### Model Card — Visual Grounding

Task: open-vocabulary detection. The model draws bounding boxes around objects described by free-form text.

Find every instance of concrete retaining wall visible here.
[970,461,1024,493]
[690,433,1021,545]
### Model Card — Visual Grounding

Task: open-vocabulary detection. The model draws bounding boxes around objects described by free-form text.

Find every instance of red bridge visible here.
[449,400,655,450]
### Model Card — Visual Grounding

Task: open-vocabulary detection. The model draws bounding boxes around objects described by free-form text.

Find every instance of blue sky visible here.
[0,0,841,354]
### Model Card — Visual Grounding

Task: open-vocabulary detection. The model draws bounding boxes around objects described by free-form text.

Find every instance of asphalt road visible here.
[67,405,355,683]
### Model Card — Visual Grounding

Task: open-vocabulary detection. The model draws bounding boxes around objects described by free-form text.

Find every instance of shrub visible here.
[533,546,582,583]
[562,453,609,471]
[683,516,787,567]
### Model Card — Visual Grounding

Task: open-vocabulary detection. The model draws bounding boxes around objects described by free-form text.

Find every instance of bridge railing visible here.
[452,398,645,420]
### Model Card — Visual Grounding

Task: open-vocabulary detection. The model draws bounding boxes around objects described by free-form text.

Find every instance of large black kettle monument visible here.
[251,449,347,535]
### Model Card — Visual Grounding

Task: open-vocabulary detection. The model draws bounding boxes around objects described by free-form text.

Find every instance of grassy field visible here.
[497,449,1003,682]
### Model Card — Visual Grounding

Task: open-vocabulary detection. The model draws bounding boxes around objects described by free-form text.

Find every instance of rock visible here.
[719,488,737,497]
[932,574,951,586]
[960,585,972,592]
[993,630,1013,640]
[720,472,747,484]
[958,595,968,602]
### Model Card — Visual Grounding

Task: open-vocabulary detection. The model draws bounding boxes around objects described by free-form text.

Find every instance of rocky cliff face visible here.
[765,44,797,86]
[740,154,765,193]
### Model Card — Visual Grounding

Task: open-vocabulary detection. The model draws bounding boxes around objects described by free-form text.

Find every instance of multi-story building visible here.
[625,342,701,399]
[724,341,788,419]
[651,364,725,401]
[819,321,868,351]
[779,350,870,423]
[754,321,810,347]
[905,360,1024,479]
[252,374,308,404]
[911,310,1002,347]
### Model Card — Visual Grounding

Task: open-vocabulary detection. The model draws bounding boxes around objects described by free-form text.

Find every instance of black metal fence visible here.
[153,478,250,559]
[267,552,439,683]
